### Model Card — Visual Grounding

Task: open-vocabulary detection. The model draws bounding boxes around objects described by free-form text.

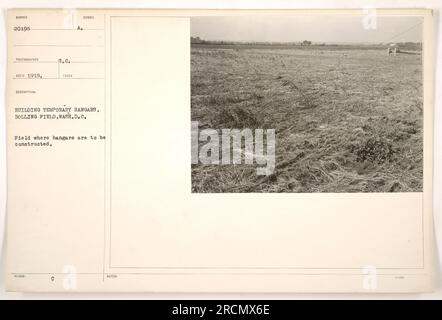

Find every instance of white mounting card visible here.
[5,8,435,292]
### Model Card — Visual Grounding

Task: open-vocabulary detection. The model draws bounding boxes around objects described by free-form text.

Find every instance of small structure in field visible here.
[387,43,399,56]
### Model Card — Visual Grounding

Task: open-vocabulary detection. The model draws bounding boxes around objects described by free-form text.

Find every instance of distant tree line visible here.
[190,37,422,50]
[191,37,317,46]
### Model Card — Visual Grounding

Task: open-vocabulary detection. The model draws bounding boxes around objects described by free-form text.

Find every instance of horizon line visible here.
[190,38,422,45]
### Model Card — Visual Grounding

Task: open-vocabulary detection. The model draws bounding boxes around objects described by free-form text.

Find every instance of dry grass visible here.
[191,46,423,193]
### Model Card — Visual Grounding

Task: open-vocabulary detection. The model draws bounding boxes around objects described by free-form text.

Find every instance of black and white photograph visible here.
[191,15,423,193]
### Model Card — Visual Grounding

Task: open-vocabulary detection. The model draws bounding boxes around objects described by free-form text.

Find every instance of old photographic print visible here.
[191,14,423,193]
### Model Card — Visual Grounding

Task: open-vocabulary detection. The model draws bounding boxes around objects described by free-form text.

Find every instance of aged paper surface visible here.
[5,8,435,292]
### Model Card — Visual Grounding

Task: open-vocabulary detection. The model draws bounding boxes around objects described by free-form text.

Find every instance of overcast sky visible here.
[191,15,423,43]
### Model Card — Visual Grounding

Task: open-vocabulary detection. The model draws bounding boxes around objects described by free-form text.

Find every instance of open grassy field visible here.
[191,45,423,193]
